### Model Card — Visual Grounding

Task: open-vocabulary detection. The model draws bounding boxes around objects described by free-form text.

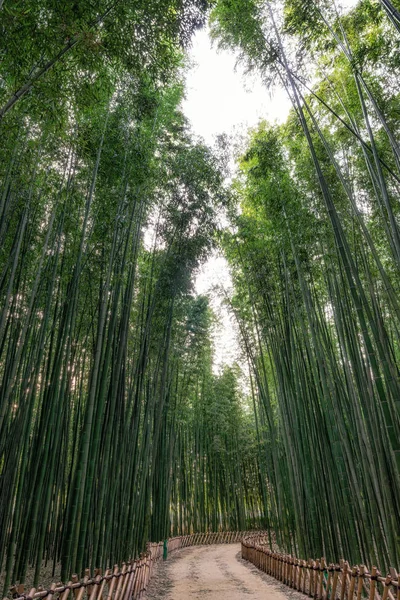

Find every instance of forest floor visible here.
[145,543,305,600]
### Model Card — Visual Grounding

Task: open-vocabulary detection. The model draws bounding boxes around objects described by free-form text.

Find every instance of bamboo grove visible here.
[212,0,400,575]
[0,0,265,592]
[1,0,400,593]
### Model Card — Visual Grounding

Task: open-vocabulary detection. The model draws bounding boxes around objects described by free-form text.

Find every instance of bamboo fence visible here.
[8,531,256,600]
[241,534,400,600]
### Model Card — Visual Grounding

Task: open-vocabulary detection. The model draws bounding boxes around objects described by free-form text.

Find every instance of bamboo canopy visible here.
[1,0,400,593]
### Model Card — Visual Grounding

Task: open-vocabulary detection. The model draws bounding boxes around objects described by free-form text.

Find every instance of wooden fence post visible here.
[356,566,365,600]
[7,532,400,600]
[348,566,358,600]
[340,561,349,600]
[318,559,325,600]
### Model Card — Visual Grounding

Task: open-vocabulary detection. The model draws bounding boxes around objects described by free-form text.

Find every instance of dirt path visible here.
[145,543,305,600]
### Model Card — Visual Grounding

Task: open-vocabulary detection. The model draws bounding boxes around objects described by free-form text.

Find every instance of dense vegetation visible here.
[1,0,400,592]
[0,0,264,590]
[212,0,400,572]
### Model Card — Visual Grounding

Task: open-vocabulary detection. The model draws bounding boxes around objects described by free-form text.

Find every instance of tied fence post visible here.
[382,575,392,600]
[348,566,358,600]
[61,579,73,600]
[125,561,136,600]
[10,532,400,600]
[120,561,133,600]
[325,565,333,600]
[300,561,305,593]
[105,565,119,600]
[356,566,365,600]
[389,569,399,600]
[74,573,88,600]
[318,559,325,600]
[308,560,313,597]
[114,562,127,600]
[290,557,294,588]
[368,567,378,600]
[96,569,108,600]
[340,561,349,600]
[331,564,340,600]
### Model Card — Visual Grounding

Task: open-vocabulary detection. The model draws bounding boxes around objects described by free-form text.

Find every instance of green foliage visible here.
[3,0,400,589]
[213,0,400,571]
[0,0,267,590]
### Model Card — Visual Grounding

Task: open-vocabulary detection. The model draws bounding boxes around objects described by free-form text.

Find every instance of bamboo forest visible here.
[1,0,400,596]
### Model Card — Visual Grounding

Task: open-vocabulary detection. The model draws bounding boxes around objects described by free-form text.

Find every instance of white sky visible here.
[182,28,292,146]
[183,2,358,371]
[183,28,292,372]
[195,251,240,373]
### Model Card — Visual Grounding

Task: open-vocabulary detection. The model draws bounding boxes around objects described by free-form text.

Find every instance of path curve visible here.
[146,543,301,600]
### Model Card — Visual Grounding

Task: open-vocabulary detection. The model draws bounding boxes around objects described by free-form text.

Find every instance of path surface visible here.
[146,543,303,600]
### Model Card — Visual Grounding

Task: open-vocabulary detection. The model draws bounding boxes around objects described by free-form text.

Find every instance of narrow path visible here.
[146,543,304,600]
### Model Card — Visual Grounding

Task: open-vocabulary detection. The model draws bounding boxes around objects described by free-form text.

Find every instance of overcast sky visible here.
[183,1,358,372]
[182,28,292,146]
[182,28,292,372]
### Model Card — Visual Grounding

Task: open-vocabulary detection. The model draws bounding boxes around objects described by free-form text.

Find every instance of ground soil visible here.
[145,543,306,600]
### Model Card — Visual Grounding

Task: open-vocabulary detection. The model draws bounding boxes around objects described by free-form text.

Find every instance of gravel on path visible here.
[145,543,307,600]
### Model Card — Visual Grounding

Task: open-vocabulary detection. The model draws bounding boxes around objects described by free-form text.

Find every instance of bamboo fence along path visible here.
[241,535,400,600]
[8,531,253,600]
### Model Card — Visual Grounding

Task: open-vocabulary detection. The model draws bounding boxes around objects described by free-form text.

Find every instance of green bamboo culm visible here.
[212,0,400,573]
[2,0,400,593]
[0,0,267,591]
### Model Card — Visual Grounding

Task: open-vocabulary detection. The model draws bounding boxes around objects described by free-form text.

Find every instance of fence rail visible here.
[8,531,256,600]
[241,535,400,600]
